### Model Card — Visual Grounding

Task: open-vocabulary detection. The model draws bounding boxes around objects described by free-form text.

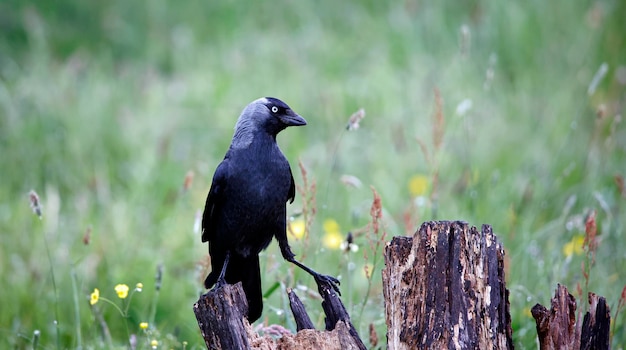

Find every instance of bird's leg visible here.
[278,238,340,293]
[216,251,230,287]
[284,255,341,295]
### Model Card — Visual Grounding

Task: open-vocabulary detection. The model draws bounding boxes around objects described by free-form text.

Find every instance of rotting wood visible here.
[382,221,513,349]
[580,293,610,350]
[287,289,314,331]
[193,220,614,350]
[194,281,365,349]
[532,284,611,350]
[193,283,251,350]
[531,284,578,350]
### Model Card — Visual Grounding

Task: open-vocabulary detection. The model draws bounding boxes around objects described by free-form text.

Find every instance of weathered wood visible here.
[273,321,365,350]
[194,279,365,349]
[195,220,615,350]
[317,281,367,349]
[580,293,610,350]
[287,289,315,331]
[531,284,578,350]
[193,283,251,350]
[382,220,513,349]
[532,285,611,350]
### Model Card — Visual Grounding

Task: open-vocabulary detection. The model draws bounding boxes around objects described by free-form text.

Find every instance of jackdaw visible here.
[202,97,340,322]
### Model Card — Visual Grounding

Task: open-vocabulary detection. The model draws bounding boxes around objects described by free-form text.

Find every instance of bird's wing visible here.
[201,159,229,243]
[288,168,296,204]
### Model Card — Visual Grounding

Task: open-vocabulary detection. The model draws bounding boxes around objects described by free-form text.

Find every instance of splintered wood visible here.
[194,283,251,350]
[195,221,613,350]
[531,284,611,350]
[382,221,513,350]
[194,282,365,350]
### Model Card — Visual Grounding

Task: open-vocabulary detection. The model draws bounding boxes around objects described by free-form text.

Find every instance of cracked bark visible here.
[193,282,365,350]
[532,284,611,350]
[382,221,513,349]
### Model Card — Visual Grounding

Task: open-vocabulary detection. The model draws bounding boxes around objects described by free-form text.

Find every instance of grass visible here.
[1,0,625,348]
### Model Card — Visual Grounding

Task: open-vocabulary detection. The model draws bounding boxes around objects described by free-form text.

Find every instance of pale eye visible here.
[271,106,279,113]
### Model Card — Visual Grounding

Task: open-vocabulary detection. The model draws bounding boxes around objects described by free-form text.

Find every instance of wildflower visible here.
[563,235,585,257]
[155,264,163,291]
[82,226,92,245]
[90,288,100,305]
[139,322,149,330]
[615,174,626,198]
[322,219,342,250]
[408,175,429,197]
[28,190,43,218]
[288,218,306,239]
[114,284,130,299]
[339,232,359,253]
[346,108,365,131]
[323,231,343,250]
[135,282,143,292]
[182,170,194,191]
[323,219,340,233]
[369,323,378,347]
[32,330,40,349]
[369,187,383,235]
[363,263,374,279]
[583,210,598,254]
[150,339,158,349]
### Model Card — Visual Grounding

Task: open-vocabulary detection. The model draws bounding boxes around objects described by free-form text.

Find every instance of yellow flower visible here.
[139,322,149,330]
[150,339,158,349]
[90,288,100,305]
[523,307,533,318]
[563,235,585,257]
[288,218,306,239]
[135,282,143,292]
[322,219,340,233]
[323,231,343,250]
[408,175,429,197]
[322,219,342,250]
[114,284,130,299]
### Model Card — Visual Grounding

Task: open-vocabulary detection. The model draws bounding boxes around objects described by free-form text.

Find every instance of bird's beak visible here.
[280,110,307,126]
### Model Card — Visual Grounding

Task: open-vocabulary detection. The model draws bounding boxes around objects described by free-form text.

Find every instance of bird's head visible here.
[232,97,306,147]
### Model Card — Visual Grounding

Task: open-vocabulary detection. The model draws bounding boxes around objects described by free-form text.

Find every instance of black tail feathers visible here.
[204,254,262,322]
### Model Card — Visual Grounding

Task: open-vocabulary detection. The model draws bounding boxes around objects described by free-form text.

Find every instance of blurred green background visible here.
[1,0,625,348]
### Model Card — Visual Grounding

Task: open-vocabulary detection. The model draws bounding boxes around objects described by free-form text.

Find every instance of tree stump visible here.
[193,283,251,350]
[382,221,513,349]
[194,281,365,349]
[531,284,611,350]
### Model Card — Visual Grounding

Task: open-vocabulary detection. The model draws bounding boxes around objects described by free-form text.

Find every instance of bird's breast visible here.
[229,150,291,202]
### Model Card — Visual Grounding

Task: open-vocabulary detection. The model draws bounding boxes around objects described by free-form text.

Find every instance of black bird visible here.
[202,97,340,322]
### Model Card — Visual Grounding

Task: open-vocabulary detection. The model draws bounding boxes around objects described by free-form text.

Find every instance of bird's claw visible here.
[314,273,341,295]
[215,276,228,289]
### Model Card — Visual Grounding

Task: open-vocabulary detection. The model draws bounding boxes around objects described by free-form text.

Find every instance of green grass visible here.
[1,0,625,348]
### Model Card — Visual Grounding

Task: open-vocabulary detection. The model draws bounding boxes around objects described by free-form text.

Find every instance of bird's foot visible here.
[215,275,228,289]
[313,273,341,295]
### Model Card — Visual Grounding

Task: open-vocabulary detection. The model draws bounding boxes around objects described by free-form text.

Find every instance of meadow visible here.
[1,1,625,348]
